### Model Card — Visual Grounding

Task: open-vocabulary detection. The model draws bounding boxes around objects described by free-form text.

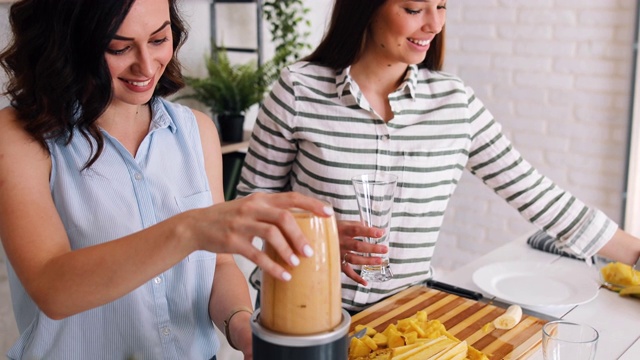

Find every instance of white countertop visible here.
[437,234,640,360]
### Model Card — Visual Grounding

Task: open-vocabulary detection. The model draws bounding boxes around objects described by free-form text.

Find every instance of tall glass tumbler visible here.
[351,172,397,282]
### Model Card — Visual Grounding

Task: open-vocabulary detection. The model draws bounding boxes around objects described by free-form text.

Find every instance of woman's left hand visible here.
[337,220,388,286]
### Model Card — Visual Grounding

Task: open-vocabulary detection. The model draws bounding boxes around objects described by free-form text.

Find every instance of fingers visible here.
[342,265,368,286]
[220,192,334,281]
[338,220,384,239]
[258,192,335,218]
[237,238,293,281]
[340,254,368,286]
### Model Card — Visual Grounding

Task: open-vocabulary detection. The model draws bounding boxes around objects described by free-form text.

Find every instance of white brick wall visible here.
[434,0,638,272]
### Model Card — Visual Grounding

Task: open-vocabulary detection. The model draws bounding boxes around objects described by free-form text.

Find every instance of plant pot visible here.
[217,113,245,143]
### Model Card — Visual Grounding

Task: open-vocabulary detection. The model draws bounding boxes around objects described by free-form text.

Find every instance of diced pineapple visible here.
[355,324,377,337]
[372,332,388,347]
[347,311,489,360]
[361,335,378,351]
[403,331,419,345]
[348,337,371,358]
[415,310,428,322]
[388,332,406,348]
[601,262,640,287]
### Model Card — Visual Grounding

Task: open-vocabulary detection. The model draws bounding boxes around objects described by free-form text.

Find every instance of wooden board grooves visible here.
[350,286,547,359]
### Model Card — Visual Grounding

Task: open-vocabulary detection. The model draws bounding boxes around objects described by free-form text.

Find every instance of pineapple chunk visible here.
[349,337,371,358]
[601,262,640,287]
[403,331,419,345]
[372,332,388,347]
[361,335,378,351]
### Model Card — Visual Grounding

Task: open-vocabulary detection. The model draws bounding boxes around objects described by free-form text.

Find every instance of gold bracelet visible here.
[223,306,253,351]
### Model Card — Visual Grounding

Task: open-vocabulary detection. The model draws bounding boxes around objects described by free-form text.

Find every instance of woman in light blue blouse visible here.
[0,0,332,359]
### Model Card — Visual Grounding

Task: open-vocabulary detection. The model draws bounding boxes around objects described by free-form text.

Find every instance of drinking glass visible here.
[351,172,397,282]
[542,320,598,360]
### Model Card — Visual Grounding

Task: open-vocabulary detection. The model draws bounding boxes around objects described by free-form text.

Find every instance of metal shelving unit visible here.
[210,0,263,200]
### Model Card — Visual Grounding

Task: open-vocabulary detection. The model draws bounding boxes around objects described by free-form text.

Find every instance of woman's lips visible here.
[121,77,154,92]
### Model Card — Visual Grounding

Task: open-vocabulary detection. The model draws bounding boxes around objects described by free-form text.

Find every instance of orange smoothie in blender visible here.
[259,208,342,335]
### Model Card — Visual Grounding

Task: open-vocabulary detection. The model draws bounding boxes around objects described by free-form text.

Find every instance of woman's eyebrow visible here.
[112,21,171,41]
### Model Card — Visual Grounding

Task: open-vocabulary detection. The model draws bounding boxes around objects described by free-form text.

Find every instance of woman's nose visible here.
[421,10,445,34]
[133,47,154,77]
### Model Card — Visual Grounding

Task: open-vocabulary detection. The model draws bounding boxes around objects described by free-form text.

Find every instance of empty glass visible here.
[542,320,598,360]
[351,172,397,282]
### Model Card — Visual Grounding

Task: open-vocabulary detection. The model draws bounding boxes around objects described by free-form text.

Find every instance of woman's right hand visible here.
[336,220,388,286]
[186,192,334,281]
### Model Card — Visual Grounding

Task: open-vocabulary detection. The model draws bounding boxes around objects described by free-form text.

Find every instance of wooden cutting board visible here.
[349,285,548,359]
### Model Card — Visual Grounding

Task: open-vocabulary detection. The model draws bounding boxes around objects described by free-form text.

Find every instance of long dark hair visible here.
[0,0,188,168]
[304,0,446,70]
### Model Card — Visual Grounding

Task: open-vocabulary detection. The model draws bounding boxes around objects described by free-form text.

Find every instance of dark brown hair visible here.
[304,0,446,70]
[0,0,188,168]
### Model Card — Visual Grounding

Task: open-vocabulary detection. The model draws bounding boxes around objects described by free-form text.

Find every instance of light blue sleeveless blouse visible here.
[6,98,220,359]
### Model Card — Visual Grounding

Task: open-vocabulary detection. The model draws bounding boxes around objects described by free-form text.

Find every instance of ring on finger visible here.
[342,252,350,266]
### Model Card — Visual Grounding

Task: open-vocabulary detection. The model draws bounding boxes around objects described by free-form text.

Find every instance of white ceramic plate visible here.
[472,260,599,307]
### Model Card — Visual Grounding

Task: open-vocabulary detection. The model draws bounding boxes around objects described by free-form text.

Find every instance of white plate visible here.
[472,260,599,307]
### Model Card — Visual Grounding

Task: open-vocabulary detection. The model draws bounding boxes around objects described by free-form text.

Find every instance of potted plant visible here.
[180,0,311,143]
[180,47,272,143]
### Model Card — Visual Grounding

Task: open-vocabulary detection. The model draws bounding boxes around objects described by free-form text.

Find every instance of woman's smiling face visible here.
[364,0,447,66]
[105,0,174,107]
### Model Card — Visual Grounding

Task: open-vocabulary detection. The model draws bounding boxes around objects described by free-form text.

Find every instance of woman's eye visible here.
[404,8,421,15]
[106,46,129,55]
[438,5,447,10]
[151,37,169,46]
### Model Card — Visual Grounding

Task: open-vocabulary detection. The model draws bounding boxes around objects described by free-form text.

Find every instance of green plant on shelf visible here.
[179,46,273,117]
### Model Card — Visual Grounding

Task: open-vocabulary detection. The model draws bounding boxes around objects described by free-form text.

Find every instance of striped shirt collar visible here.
[336,64,419,101]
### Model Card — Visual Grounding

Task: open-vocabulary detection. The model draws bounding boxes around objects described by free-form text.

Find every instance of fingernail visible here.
[290,254,300,266]
[303,245,314,257]
[323,206,334,216]
[282,272,292,281]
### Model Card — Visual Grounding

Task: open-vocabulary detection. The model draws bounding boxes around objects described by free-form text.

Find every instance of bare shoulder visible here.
[0,106,33,148]
[190,109,220,145]
[191,108,214,129]
[0,106,50,167]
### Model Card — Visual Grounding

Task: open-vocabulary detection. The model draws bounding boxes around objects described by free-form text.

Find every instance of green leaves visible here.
[263,0,311,72]
[179,0,312,116]
[180,47,270,116]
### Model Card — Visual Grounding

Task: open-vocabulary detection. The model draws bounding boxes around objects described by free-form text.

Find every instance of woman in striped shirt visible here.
[238,0,640,311]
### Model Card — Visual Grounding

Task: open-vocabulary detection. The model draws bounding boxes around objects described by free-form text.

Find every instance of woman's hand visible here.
[187,192,334,282]
[337,220,388,286]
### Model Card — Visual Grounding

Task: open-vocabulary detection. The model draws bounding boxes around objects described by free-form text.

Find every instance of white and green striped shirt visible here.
[237,61,617,311]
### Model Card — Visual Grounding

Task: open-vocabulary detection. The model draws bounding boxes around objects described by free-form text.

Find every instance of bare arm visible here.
[597,228,640,265]
[209,255,253,357]
[0,108,332,320]
[195,109,253,357]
